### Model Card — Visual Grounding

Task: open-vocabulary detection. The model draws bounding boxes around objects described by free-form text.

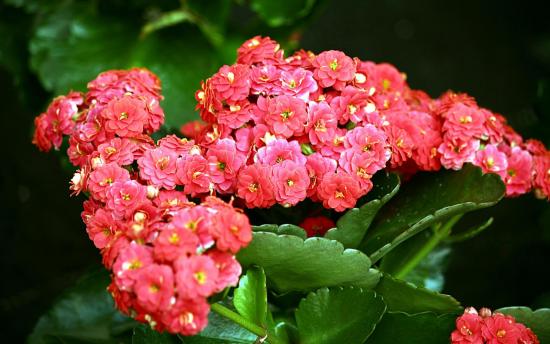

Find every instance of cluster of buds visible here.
[452,307,539,343]
[32,68,251,335]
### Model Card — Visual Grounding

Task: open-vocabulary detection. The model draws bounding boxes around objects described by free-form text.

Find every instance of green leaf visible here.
[361,164,505,259]
[251,0,317,27]
[233,266,268,327]
[252,224,307,239]
[29,1,220,129]
[133,324,179,344]
[374,274,462,314]
[496,307,550,343]
[28,269,135,344]
[181,309,256,343]
[445,217,493,243]
[325,173,400,248]
[295,287,386,344]
[237,232,381,293]
[366,312,456,344]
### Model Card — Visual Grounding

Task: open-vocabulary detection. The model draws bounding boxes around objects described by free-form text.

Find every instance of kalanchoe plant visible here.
[30,37,550,343]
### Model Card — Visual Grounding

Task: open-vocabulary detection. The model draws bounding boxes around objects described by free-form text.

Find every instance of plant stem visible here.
[210,303,284,344]
[392,214,462,279]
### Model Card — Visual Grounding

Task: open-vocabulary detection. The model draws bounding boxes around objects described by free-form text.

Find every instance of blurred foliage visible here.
[1,0,550,342]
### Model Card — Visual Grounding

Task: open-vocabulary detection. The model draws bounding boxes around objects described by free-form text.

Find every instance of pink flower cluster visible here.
[186,36,550,211]
[32,68,252,335]
[451,307,539,344]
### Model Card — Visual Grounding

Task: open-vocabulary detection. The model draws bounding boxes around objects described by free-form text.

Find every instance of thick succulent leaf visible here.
[374,274,461,314]
[252,224,307,239]
[496,307,550,343]
[29,1,220,128]
[365,311,456,344]
[28,269,135,344]
[233,266,268,327]
[360,164,505,259]
[325,173,400,248]
[181,310,256,343]
[250,0,317,27]
[133,324,179,343]
[237,232,380,293]
[295,287,386,344]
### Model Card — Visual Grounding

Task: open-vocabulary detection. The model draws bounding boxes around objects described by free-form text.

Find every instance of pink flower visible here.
[279,67,318,100]
[516,323,540,344]
[113,242,154,290]
[211,209,252,253]
[317,172,363,211]
[106,180,148,218]
[482,313,522,344]
[103,96,149,138]
[272,160,310,206]
[175,255,219,298]
[313,50,356,90]
[438,136,480,170]
[154,224,200,262]
[384,125,414,168]
[210,64,251,103]
[236,164,276,208]
[259,95,308,138]
[442,103,486,140]
[86,208,119,249]
[207,250,242,292]
[250,64,282,96]
[450,312,484,344]
[138,147,179,190]
[330,86,371,124]
[343,125,391,172]
[217,101,253,129]
[255,139,307,165]
[161,298,210,335]
[237,36,283,65]
[134,264,174,313]
[207,138,246,193]
[87,163,131,202]
[32,92,83,151]
[176,154,212,196]
[171,206,213,248]
[307,101,338,145]
[158,135,197,156]
[474,144,508,179]
[154,190,190,212]
[305,153,337,198]
[97,137,137,166]
[533,153,550,199]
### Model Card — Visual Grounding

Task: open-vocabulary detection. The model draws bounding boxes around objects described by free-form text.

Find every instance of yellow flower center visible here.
[194,271,207,285]
[329,59,339,71]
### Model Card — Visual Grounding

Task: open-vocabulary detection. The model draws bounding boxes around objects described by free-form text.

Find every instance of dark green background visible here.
[1,0,549,342]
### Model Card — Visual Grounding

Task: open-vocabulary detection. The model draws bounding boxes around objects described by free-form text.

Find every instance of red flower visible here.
[211,209,252,253]
[134,264,174,313]
[103,96,149,138]
[236,164,276,208]
[451,312,484,344]
[175,255,219,299]
[138,147,179,190]
[482,313,523,344]
[210,64,251,103]
[299,216,335,237]
[317,172,363,211]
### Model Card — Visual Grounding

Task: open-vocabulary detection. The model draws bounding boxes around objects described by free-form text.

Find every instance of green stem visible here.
[392,214,462,279]
[210,303,284,344]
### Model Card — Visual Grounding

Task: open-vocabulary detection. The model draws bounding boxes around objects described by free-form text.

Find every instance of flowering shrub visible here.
[30,37,549,343]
